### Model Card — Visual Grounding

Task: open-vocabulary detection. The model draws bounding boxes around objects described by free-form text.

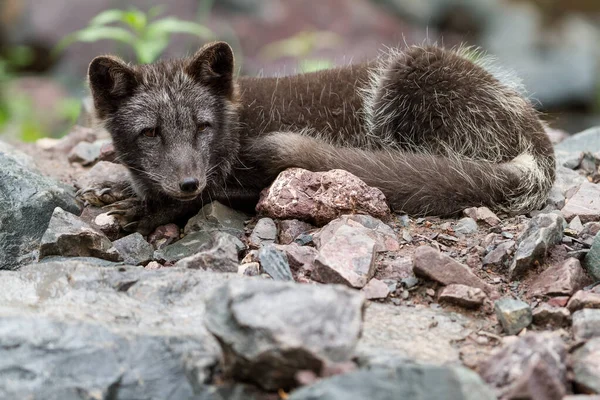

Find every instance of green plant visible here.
[55,6,216,64]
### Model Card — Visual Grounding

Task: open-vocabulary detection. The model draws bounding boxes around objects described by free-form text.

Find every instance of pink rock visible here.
[547,297,570,308]
[98,141,116,162]
[439,284,488,309]
[361,278,390,300]
[315,214,399,252]
[148,224,180,250]
[529,258,590,297]
[256,168,390,226]
[278,219,314,245]
[561,182,600,223]
[463,207,501,226]
[273,244,318,272]
[412,246,496,297]
[567,290,600,313]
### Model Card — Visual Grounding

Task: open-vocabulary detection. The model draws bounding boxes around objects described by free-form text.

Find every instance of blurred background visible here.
[2,0,600,142]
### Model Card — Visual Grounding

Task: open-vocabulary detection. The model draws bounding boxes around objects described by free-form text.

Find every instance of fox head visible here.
[87,41,240,202]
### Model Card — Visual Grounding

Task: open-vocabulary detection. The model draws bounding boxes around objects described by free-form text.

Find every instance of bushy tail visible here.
[253,133,555,217]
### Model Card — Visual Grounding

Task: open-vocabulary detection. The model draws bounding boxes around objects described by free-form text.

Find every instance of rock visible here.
[584,232,600,280]
[360,278,390,300]
[478,333,567,400]
[572,337,600,394]
[412,246,495,296]
[357,303,474,365]
[463,207,501,226]
[377,255,415,281]
[204,279,365,391]
[0,140,35,168]
[569,216,585,234]
[79,206,120,240]
[509,213,565,279]
[529,258,589,297]
[288,364,496,400]
[154,231,213,264]
[257,245,293,281]
[554,166,588,196]
[0,152,80,270]
[98,141,116,162]
[174,232,244,272]
[439,284,487,309]
[454,217,478,235]
[74,161,130,193]
[312,224,377,288]
[273,244,318,272]
[112,233,154,266]
[45,125,99,153]
[238,262,260,276]
[572,309,600,340]
[567,290,600,313]
[0,261,231,399]
[315,214,399,252]
[556,128,600,167]
[278,219,314,245]
[67,139,110,165]
[561,182,600,223]
[494,298,532,335]
[532,304,571,328]
[482,240,515,269]
[148,223,180,250]
[256,168,390,226]
[38,207,120,262]
[546,186,566,210]
[184,201,248,237]
[248,217,277,248]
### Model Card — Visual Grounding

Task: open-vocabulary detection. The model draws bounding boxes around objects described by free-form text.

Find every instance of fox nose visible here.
[179,177,200,193]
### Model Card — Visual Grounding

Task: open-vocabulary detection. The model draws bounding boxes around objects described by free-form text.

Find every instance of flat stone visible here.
[572,309,600,340]
[0,152,80,270]
[288,364,495,400]
[112,233,154,266]
[360,278,390,300]
[529,258,589,297]
[312,224,377,288]
[278,219,314,245]
[412,246,495,296]
[273,244,317,272]
[509,213,565,279]
[439,284,487,309]
[494,298,532,335]
[256,168,390,226]
[67,139,111,166]
[376,255,415,281]
[569,216,585,234]
[561,182,600,223]
[532,304,571,328]
[572,338,600,394]
[174,232,243,273]
[184,201,248,237]
[154,231,212,263]
[584,232,600,280]
[478,333,567,400]
[148,223,180,250]
[258,245,293,281]
[463,207,501,226]
[454,217,478,235]
[567,290,600,313]
[204,279,365,391]
[546,186,566,210]
[39,207,121,262]
[74,161,130,193]
[315,214,399,252]
[248,217,277,249]
[482,240,515,269]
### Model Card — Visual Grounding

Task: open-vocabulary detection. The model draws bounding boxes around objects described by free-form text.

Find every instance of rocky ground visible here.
[2,124,600,399]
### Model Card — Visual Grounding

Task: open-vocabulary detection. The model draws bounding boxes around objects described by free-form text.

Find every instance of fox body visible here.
[87,42,555,231]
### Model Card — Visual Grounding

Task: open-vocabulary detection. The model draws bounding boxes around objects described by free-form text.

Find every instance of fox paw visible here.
[76,181,134,207]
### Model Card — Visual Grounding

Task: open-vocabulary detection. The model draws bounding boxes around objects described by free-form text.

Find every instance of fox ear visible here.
[186,41,235,98]
[88,56,137,118]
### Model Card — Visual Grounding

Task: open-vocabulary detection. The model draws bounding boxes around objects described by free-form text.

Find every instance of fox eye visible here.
[197,122,211,133]
[141,127,157,138]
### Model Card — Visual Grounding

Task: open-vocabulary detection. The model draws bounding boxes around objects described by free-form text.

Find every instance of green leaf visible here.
[55,26,137,54]
[89,9,127,26]
[122,8,147,33]
[146,18,214,40]
[148,5,166,20]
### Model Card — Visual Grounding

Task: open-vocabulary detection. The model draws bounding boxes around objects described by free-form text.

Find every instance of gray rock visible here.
[572,337,600,394]
[74,161,130,193]
[439,284,487,309]
[258,245,293,281]
[204,279,365,390]
[556,127,600,160]
[315,214,399,252]
[572,309,600,340]
[584,232,600,281]
[532,304,571,328]
[0,261,233,399]
[39,207,120,262]
[509,213,565,279]
[0,140,35,168]
[112,233,154,265]
[494,298,532,335]
[561,182,600,223]
[174,232,244,272]
[482,240,515,269]
[569,216,585,234]
[278,219,314,245]
[454,217,478,235]
[312,224,378,288]
[288,364,496,400]
[0,153,80,270]
[553,166,588,196]
[67,139,110,166]
[184,201,249,237]
[273,244,318,272]
[546,186,566,210]
[154,231,213,263]
[479,333,567,400]
[529,258,589,297]
[463,207,500,226]
[248,217,277,248]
